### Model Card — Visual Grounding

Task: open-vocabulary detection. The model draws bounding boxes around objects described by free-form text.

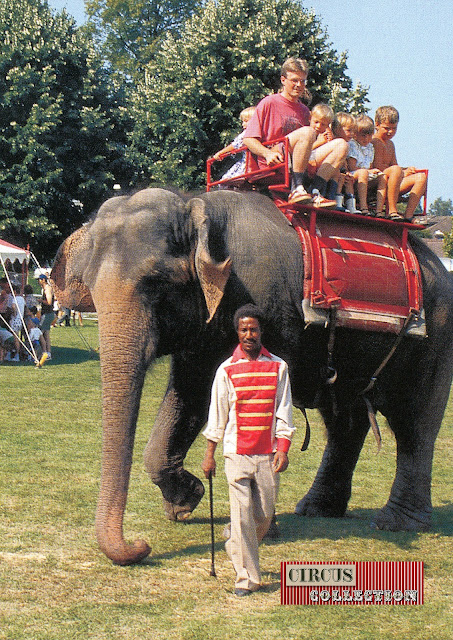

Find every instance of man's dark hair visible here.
[233,304,265,331]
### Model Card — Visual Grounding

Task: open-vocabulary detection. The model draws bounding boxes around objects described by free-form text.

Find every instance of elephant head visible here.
[51,188,233,565]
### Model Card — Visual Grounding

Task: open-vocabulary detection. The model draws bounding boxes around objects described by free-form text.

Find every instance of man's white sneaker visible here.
[288,186,312,205]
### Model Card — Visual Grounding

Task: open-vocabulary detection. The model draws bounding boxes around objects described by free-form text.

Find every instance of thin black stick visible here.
[208,471,217,577]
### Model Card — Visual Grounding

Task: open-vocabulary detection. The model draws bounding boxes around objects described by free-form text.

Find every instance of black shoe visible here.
[234,588,253,597]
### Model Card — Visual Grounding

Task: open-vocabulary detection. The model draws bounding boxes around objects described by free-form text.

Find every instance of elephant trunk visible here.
[93,277,154,565]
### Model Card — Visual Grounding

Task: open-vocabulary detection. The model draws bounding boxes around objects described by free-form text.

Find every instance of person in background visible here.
[37,273,55,360]
[28,316,47,358]
[8,284,26,361]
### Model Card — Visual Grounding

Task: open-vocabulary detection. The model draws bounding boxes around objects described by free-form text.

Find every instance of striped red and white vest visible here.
[225,359,281,454]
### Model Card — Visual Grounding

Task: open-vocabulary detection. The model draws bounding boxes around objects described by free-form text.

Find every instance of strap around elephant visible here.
[360,311,416,395]
[300,407,311,451]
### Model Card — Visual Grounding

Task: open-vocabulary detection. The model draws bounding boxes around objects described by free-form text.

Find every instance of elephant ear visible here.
[50,226,96,312]
[190,197,232,323]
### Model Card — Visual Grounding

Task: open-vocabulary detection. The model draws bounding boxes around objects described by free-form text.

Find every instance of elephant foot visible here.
[294,491,348,518]
[371,503,431,532]
[158,472,205,522]
[162,499,196,522]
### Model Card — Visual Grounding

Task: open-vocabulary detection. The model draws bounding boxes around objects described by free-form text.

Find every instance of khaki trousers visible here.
[224,453,279,590]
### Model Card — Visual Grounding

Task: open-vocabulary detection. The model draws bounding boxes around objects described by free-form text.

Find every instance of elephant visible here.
[51,187,453,566]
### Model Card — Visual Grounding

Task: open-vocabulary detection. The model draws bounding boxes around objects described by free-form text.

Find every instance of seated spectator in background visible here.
[243,57,347,207]
[331,112,358,212]
[372,105,427,222]
[0,277,11,322]
[0,327,15,362]
[24,283,36,307]
[347,114,386,217]
[213,107,256,181]
[8,284,25,361]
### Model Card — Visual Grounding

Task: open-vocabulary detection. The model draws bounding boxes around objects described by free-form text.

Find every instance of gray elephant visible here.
[51,188,453,566]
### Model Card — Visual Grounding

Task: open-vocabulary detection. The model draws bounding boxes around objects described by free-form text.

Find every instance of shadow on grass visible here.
[48,346,99,365]
[272,502,453,546]
[134,502,452,569]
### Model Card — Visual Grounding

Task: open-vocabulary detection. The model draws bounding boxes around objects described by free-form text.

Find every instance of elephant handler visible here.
[201,304,295,597]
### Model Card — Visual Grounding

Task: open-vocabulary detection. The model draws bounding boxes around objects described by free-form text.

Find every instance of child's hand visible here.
[318,130,333,144]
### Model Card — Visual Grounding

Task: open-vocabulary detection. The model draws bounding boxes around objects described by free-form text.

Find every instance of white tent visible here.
[0,238,29,264]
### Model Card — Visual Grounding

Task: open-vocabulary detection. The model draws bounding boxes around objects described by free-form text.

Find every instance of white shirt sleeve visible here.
[274,360,295,444]
[202,365,231,443]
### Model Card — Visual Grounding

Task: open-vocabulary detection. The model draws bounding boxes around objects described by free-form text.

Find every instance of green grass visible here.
[0,321,452,639]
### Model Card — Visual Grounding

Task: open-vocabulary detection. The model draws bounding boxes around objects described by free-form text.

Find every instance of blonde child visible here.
[331,112,358,211]
[28,317,46,358]
[303,103,347,208]
[213,106,256,180]
[347,114,386,216]
[372,106,427,222]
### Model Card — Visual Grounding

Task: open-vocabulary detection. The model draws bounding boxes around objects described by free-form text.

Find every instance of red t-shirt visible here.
[244,92,310,144]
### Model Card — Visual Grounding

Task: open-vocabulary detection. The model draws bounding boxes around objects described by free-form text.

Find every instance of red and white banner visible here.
[281,561,423,605]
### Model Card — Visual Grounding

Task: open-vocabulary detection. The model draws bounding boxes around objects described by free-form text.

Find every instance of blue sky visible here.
[48,0,452,206]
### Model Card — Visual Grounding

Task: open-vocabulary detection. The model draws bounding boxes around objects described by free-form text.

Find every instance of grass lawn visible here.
[0,320,452,639]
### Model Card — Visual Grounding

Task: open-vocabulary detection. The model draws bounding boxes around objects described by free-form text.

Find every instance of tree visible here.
[428,197,453,217]
[85,0,201,80]
[0,0,134,257]
[127,0,369,190]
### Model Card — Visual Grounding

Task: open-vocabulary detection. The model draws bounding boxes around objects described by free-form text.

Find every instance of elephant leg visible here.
[295,398,370,517]
[372,348,453,531]
[143,352,214,521]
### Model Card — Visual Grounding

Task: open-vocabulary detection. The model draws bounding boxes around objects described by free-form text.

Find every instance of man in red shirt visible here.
[243,57,347,208]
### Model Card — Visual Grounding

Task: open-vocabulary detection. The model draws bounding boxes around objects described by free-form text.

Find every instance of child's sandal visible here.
[389,212,405,222]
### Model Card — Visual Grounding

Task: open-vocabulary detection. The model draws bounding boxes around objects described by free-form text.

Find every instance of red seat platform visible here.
[283,207,424,335]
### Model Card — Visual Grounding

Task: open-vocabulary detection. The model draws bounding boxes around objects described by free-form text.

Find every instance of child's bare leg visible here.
[384,165,403,214]
[354,169,369,211]
[315,139,349,181]
[400,172,427,219]
[376,174,386,214]
[287,126,317,173]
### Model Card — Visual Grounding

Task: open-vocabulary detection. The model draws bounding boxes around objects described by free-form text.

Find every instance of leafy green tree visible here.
[443,220,453,258]
[85,0,201,80]
[127,0,369,190]
[428,197,453,217]
[0,0,133,257]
